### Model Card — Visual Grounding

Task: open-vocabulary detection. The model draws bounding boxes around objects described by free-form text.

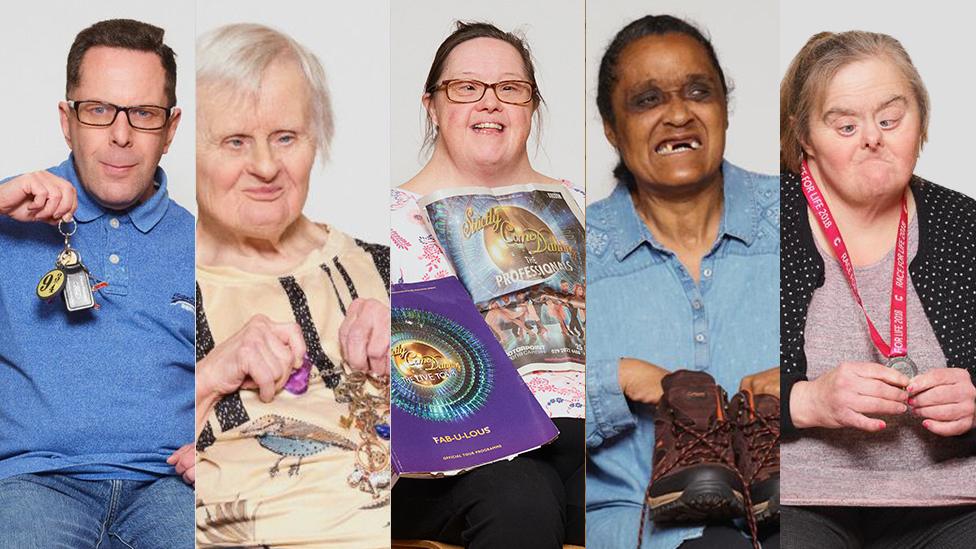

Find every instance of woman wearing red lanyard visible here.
[780,30,976,547]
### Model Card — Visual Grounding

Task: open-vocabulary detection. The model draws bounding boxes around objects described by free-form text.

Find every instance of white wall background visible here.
[198,0,390,243]
[781,0,976,196]
[0,0,196,212]
[390,0,584,188]
[586,0,780,203]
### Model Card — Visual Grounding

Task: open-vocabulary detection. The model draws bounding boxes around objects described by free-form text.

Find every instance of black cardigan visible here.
[780,171,976,437]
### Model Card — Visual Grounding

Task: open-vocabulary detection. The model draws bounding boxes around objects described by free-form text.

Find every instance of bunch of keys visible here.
[36,219,96,312]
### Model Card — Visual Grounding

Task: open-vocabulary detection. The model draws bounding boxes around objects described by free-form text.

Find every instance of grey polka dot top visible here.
[780,171,976,437]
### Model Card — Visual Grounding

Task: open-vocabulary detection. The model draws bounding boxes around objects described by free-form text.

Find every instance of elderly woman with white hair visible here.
[191,23,391,548]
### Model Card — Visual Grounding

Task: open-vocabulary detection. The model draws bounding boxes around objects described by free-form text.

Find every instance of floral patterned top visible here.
[391,183,585,419]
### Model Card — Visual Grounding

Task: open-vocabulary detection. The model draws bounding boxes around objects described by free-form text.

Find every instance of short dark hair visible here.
[421,21,544,153]
[66,19,177,106]
[596,15,730,186]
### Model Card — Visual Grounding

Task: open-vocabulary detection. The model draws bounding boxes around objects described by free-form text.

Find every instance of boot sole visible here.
[752,492,779,524]
[750,477,780,524]
[648,480,745,523]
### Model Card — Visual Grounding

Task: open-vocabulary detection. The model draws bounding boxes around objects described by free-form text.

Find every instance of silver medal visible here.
[885,355,918,378]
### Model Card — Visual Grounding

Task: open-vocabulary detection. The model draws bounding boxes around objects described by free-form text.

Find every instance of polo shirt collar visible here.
[58,153,170,233]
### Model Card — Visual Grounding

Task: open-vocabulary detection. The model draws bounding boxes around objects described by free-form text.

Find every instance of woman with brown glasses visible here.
[390,21,585,549]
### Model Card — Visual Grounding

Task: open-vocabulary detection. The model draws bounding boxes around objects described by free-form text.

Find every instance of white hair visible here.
[196,23,335,161]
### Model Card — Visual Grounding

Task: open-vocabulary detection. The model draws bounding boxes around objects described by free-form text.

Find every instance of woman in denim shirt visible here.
[585,15,780,549]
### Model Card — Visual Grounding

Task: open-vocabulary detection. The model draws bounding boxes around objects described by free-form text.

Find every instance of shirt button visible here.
[703,268,713,278]
[695,333,706,343]
[692,299,703,310]
[109,218,120,229]
[109,254,120,264]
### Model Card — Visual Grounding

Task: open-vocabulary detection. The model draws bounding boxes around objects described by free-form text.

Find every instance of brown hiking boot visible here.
[730,390,780,524]
[646,370,745,523]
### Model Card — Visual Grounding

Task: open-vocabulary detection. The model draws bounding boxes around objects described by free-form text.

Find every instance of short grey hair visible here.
[197,23,335,161]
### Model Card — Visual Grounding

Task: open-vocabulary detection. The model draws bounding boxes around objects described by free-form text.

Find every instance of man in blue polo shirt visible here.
[0,19,194,548]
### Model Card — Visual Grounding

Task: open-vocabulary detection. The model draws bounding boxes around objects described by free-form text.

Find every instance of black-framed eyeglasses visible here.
[429,79,536,105]
[67,100,175,130]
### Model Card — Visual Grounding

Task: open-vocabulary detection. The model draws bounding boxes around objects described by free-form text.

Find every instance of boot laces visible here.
[739,406,780,481]
[654,413,734,481]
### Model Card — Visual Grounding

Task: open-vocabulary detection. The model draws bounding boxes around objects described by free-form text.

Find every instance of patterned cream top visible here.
[195,226,390,548]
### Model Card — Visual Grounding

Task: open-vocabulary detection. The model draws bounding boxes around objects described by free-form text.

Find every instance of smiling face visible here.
[197,56,316,239]
[803,57,921,204]
[59,46,180,209]
[604,33,727,190]
[424,37,535,172]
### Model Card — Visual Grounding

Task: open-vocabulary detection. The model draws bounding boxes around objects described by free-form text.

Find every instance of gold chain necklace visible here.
[334,368,391,500]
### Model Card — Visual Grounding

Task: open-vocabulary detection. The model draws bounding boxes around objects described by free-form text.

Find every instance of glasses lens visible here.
[127,106,168,130]
[76,102,118,126]
[446,80,486,103]
[497,81,533,104]
[75,102,168,129]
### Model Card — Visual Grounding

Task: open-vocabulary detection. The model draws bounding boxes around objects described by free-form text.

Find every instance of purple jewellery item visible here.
[284,354,312,395]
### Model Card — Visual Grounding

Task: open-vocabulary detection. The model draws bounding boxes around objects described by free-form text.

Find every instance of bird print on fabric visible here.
[240,414,357,477]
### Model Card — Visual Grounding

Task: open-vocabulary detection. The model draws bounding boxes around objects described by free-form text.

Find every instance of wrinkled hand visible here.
[197,314,306,404]
[166,443,195,485]
[0,171,77,224]
[618,358,671,405]
[338,298,390,376]
[740,366,780,398]
[908,367,976,436]
[791,362,910,431]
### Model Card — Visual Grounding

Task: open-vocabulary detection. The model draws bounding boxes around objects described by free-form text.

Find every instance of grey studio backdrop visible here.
[390,0,585,189]
[198,0,390,244]
[586,0,780,204]
[0,0,196,213]
[781,0,976,196]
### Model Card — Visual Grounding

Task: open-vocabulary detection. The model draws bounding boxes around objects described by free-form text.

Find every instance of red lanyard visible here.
[800,159,909,359]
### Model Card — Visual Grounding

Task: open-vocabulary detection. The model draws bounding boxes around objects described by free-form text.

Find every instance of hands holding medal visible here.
[791,362,910,432]
[791,363,976,436]
[906,368,976,436]
[0,171,77,224]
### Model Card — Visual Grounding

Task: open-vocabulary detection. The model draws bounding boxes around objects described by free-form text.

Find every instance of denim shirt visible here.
[585,161,779,548]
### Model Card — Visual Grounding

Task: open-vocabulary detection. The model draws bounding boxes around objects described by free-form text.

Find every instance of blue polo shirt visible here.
[0,154,195,480]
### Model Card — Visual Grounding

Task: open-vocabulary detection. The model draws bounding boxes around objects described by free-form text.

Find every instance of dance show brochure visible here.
[391,277,559,477]
[417,183,586,374]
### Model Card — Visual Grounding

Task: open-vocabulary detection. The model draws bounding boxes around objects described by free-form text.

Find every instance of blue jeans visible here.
[0,473,193,549]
